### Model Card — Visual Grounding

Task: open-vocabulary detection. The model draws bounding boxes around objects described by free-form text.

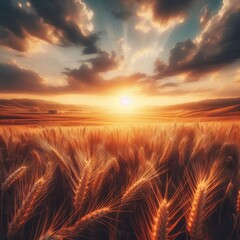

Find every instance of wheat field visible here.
[0,123,240,240]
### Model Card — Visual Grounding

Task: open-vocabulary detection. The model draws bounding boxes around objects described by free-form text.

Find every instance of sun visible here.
[119,95,133,107]
[110,94,138,113]
[108,92,140,114]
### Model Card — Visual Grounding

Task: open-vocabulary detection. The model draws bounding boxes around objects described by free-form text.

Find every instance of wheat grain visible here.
[152,199,169,240]
[73,163,91,210]
[58,207,111,237]
[2,166,27,192]
[187,182,206,240]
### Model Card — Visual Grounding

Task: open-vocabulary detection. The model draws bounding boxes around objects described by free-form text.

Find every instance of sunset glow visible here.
[0,0,239,108]
[119,95,132,107]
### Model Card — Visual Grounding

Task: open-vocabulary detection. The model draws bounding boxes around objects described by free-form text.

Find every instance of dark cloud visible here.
[64,51,123,86]
[0,0,50,51]
[0,52,148,95]
[62,49,158,94]
[151,0,195,25]
[85,51,124,72]
[62,72,148,95]
[0,27,27,52]
[168,39,196,67]
[109,0,195,27]
[0,0,98,53]
[0,51,182,96]
[29,0,98,51]
[0,61,199,96]
[120,0,196,29]
[0,63,47,93]
[154,1,240,81]
[0,1,49,40]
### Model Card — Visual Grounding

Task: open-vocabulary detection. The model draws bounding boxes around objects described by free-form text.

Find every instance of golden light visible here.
[112,94,140,114]
[119,95,133,107]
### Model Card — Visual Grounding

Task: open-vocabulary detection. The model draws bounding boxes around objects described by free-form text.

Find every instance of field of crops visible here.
[0,123,240,240]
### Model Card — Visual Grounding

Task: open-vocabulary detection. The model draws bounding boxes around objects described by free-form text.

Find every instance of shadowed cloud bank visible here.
[0,0,98,53]
[154,0,240,81]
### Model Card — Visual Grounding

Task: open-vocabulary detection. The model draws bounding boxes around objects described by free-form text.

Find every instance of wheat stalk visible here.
[160,140,172,163]
[38,140,70,173]
[0,152,6,181]
[2,166,27,192]
[8,177,48,237]
[50,147,70,173]
[225,181,234,196]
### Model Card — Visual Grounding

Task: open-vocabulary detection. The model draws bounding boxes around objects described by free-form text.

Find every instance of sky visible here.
[0,0,239,107]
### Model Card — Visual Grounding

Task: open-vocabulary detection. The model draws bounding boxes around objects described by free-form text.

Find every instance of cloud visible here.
[0,27,28,52]
[107,0,196,32]
[0,62,48,93]
[62,51,152,94]
[133,0,196,32]
[160,82,179,88]
[29,0,96,48]
[0,0,50,51]
[0,52,151,95]
[200,6,211,28]
[0,60,204,97]
[63,68,148,95]
[105,0,133,21]
[0,0,98,53]
[64,51,124,87]
[154,0,240,81]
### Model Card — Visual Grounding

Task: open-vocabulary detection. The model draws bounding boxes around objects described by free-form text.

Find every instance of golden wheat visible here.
[0,122,239,239]
[2,165,27,192]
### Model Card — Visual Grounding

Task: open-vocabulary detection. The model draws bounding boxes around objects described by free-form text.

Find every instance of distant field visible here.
[0,109,240,126]
[0,123,240,239]
[0,98,240,126]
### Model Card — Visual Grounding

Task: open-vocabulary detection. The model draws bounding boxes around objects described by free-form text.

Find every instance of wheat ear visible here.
[122,177,148,203]
[121,168,155,203]
[187,182,206,240]
[57,207,111,237]
[152,199,169,240]
[73,163,91,210]
[8,177,47,237]
[2,166,27,192]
